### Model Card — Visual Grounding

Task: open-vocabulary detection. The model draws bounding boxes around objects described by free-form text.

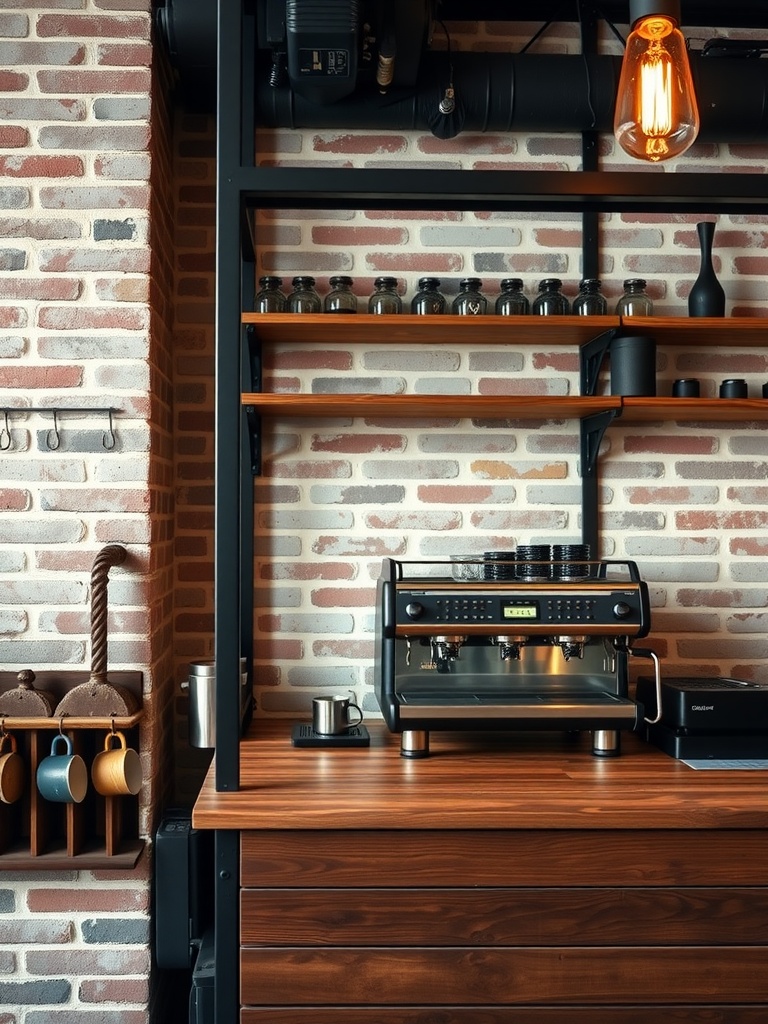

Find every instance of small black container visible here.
[719,378,748,398]
[672,378,700,397]
[610,336,656,396]
[483,551,517,580]
[514,544,550,580]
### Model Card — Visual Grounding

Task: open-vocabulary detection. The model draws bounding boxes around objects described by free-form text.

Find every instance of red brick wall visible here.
[0,3,171,1021]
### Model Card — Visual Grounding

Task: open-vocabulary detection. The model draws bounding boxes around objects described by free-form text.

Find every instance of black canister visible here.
[672,378,700,397]
[610,336,656,396]
[719,378,748,398]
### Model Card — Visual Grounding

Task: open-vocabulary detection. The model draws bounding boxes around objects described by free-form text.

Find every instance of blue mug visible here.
[36,734,88,803]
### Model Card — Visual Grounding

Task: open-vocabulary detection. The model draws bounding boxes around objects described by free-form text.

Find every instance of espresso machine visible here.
[374,554,658,757]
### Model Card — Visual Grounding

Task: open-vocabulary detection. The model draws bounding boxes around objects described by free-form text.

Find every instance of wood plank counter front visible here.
[193,721,768,1024]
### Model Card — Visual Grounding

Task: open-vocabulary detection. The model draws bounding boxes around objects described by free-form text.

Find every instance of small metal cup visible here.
[312,695,364,736]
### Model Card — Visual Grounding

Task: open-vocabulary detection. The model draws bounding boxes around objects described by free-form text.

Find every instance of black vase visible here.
[688,221,725,317]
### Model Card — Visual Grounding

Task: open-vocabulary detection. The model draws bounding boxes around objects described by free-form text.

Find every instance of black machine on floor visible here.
[154,809,214,1024]
[374,555,659,757]
[637,675,768,759]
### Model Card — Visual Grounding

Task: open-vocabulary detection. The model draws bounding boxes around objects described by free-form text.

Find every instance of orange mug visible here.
[0,732,25,805]
[91,731,142,797]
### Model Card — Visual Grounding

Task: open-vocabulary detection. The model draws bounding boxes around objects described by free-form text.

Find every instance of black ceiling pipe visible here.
[154,0,768,142]
[255,51,768,143]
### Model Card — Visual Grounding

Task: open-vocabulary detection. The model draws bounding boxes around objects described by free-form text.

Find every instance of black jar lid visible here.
[623,278,647,288]
[258,275,283,287]
[458,277,483,289]
[291,275,316,286]
[579,278,602,289]
[538,278,562,289]
[329,275,353,287]
[500,278,524,289]
[374,276,398,288]
[416,277,441,289]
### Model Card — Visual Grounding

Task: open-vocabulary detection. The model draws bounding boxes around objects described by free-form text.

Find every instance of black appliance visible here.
[637,675,768,759]
[375,556,657,757]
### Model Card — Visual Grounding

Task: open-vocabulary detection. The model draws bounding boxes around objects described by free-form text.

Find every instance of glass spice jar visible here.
[532,278,570,315]
[324,275,357,313]
[368,276,402,314]
[287,276,322,313]
[411,277,446,315]
[452,278,487,315]
[616,278,653,316]
[572,278,607,315]
[254,275,287,313]
[495,278,529,315]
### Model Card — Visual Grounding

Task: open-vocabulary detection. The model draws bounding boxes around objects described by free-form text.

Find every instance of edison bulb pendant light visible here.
[614,0,699,162]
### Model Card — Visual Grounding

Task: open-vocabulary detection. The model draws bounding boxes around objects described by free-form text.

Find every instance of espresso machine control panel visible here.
[397,584,647,636]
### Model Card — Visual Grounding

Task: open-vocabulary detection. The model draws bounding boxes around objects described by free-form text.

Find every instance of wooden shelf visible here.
[242,312,620,344]
[0,712,143,730]
[241,393,621,419]
[242,312,768,346]
[241,392,768,421]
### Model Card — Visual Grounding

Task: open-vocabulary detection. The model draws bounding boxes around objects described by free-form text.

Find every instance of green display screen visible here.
[502,603,539,620]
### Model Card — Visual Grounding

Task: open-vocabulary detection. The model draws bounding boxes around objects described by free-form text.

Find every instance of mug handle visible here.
[104,730,128,753]
[50,733,72,757]
[0,732,17,755]
[347,703,364,728]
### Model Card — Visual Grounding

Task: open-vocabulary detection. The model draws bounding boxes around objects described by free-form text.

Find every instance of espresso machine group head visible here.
[374,555,655,758]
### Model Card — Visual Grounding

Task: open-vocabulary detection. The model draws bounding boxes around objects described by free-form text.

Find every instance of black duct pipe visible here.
[153,1,768,142]
[256,51,768,143]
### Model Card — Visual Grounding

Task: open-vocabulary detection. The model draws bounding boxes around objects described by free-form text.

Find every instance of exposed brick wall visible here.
[0,2,172,1021]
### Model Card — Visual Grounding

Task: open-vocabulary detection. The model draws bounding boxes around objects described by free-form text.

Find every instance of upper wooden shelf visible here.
[241,392,768,422]
[242,313,768,346]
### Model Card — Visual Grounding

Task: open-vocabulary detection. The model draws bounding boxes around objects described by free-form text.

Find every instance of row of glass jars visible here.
[255,275,654,316]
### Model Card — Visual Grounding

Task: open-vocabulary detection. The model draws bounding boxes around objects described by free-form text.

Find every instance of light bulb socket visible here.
[628,0,681,26]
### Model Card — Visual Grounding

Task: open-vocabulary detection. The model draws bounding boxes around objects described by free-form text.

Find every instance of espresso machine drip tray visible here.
[399,691,636,714]
[374,556,651,757]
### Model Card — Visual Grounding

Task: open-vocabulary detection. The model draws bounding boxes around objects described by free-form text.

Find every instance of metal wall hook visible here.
[102,408,116,450]
[0,411,11,451]
[46,410,61,451]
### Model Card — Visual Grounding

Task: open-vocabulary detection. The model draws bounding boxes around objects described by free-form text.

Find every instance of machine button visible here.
[613,601,632,619]
[405,602,424,619]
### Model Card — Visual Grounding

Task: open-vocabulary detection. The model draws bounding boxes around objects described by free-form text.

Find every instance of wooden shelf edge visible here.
[241,393,768,421]
[0,711,144,730]
[242,394,622,418]
[0,839,145,870]
[242,312,768,346]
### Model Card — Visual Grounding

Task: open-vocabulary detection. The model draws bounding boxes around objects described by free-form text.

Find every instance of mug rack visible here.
[0,670,143,868]
[0,406,119,451]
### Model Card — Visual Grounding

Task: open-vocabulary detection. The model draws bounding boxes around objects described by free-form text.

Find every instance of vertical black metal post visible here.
[214,1,243,1017]
[580,1,601,280]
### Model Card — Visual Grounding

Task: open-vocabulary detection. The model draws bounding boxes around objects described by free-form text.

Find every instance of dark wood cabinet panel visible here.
[241,946,767,1006]
[241,885,768,946]
[241,828,768,888]
[241,1010,768,1024]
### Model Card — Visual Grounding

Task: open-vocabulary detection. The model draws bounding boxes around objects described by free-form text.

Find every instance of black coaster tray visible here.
[291,722,370,748]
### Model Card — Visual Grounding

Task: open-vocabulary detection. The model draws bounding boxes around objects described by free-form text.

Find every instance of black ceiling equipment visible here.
[154,0,768,144]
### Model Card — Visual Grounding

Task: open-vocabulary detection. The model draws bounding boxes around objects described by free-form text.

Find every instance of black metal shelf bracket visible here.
[580,328,620,396]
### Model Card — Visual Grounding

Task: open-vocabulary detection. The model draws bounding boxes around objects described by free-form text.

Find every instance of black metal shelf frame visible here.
[214,3,768,1019]
[218,0,768,785]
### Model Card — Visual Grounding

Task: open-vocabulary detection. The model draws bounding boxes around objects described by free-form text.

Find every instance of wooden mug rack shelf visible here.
[0,671,144,869]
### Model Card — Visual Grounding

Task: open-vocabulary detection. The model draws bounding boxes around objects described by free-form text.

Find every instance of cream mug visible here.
[0,732,25,805]
[91,730,142,797]
[36,734,88,804]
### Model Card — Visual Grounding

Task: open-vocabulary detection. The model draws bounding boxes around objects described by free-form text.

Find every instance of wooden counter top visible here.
[192,719,768,832]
